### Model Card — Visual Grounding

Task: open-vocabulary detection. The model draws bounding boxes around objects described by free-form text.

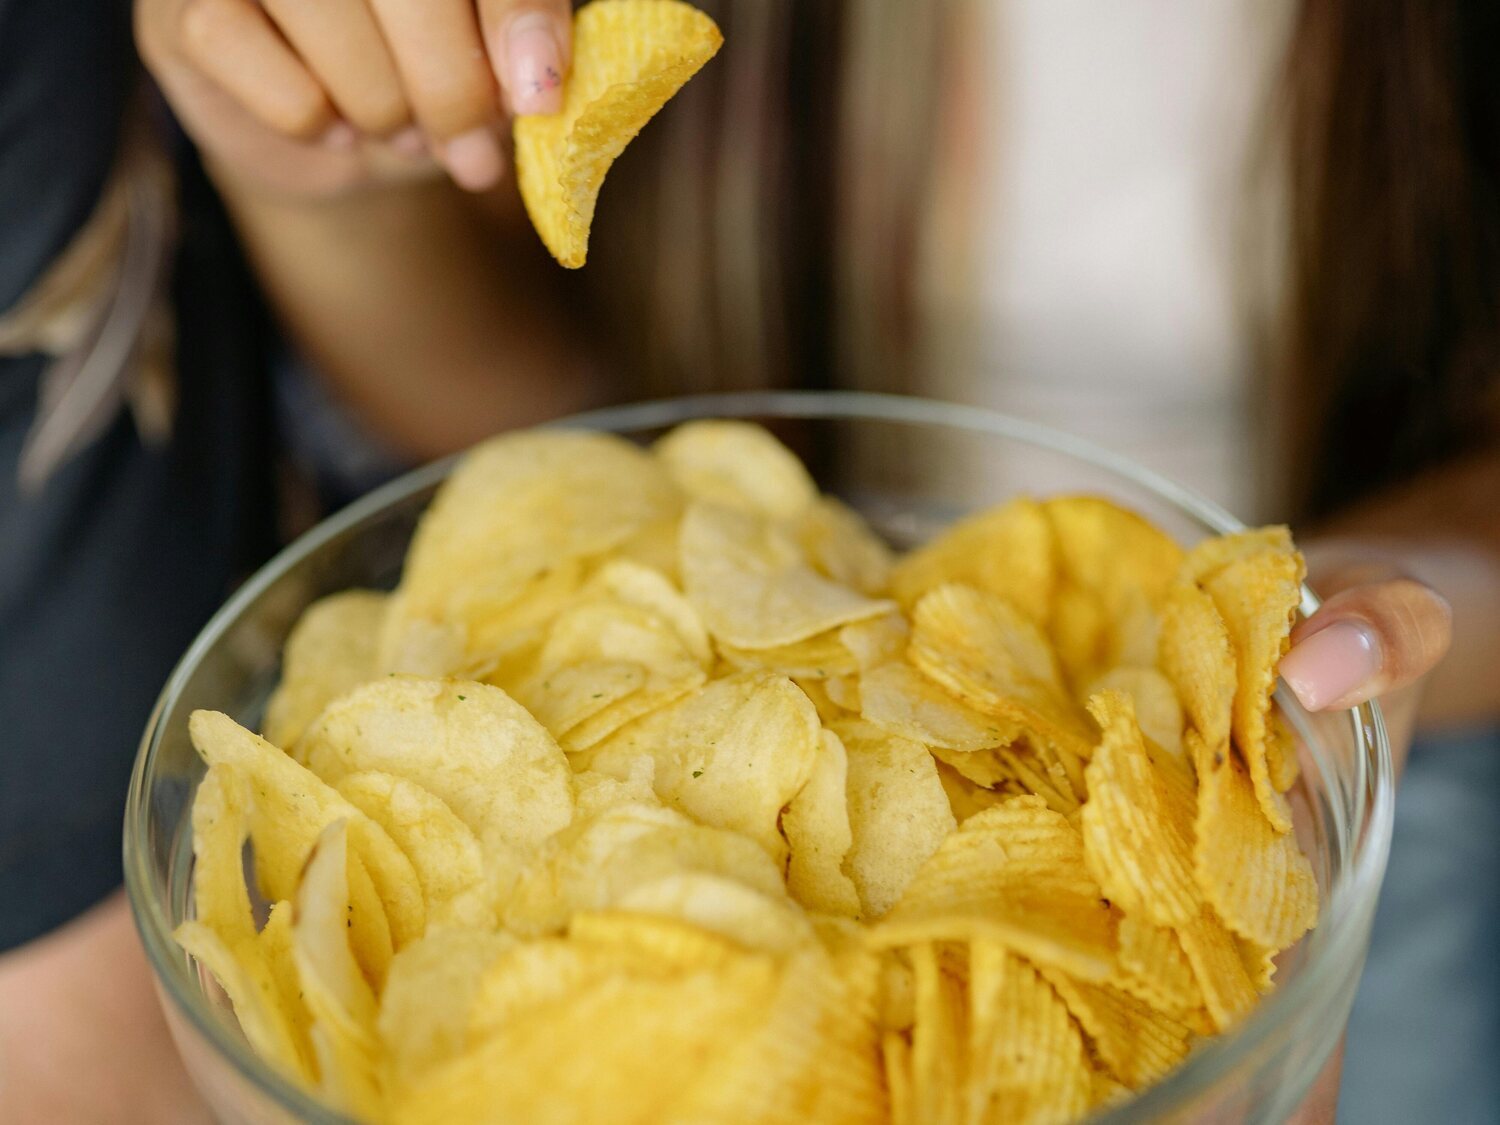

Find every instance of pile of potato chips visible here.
[180,420,1318,1124]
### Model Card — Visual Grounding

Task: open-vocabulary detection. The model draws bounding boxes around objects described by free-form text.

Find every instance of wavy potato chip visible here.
[934,761,1011,823]
[584,558,712,664]
[883,1030,916,1125]
[890,497,1055,623]
[654,419,817,519]
[837,720,957,919]
[783,729,862,917]
[1113,915,1203,1017]
[1158,581,1236,759]
[1175,905,1261,1033]
[861,662,1019,752]
[617,872,816,955]
[1036,966,1192,1088]
[909,942,966,1125]
[909,583,1094,763]
[263,590,385,751]
[681,501,894,649]
[515,0,723,267]
[188,711,425,948]
[873,798,1117,983]
[1085,665,1184,759]
[1081,692,1198,927]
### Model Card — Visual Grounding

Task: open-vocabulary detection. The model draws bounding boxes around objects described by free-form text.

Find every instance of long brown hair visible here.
[1279,0,1500,519]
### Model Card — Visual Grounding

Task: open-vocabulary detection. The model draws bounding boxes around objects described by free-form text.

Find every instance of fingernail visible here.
[320,122,358,151]
[1281,621,1382,711]
[389,126,428,160]
[506,13,564,115]
[442,128,504,192]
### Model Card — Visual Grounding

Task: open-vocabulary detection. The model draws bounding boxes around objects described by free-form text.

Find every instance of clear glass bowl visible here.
[124,391,1393,1124]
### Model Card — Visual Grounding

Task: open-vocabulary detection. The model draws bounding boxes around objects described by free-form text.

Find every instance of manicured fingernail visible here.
[389,126,428,159]
[320,122,358,151]
[506,13,564,115]
[442,128,504,191]
[1281,621,1382,711]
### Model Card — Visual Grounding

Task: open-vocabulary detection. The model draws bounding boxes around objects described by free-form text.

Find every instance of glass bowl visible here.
[124,391,1393,1124]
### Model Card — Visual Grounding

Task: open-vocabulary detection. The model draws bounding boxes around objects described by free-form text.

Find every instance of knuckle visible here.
[179,0,232,56]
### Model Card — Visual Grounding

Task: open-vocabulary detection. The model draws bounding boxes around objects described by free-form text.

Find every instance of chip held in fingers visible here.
[175,419,1322,1124]
[515,0,724,267]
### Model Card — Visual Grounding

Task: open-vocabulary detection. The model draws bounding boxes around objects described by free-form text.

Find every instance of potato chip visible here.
[585,558,712,664]
[797,497,896,596]
[378,928,515,1096]
[1175,906,1260,1033]
[966,940,1093,1124]
[883,1030,916,1125]
[334,771,490,930]
[583,671,819,864]
[1113,915,1202,1017]
[909,584,1094,764]
[934,761,1009,824]
[297,677,574,880]
[861,662,1018,752]
[681,501,895,649]
[1266,709,1301,794]
[1193,735,1318,950]
[1036,966,1192,1088]
[263,590,386,751]
[188,711,425,948]
[293,821,383,1120]
[618,872,816,955]
[873,798,1117,982]
[1237,934,1279,994]
[188,764,258,944]
[1085,665,1184,759]
[515,0,723,267]
[718,630,860,679]
[1080,692,1198,927]
[383,430,680,666]
[889,497,1055,624]
[837,720,957,918]
[1191,532,1305,832]
[1181,525,1294,584]
[569,909,747,971]
[1158,581,1236,754]
[653,419,817,519]
[258,901,316,1070]
[783,729,862,917]
[824,673,862,713]
[841,612,910,669]
[792,674,851,723]
[909,942,966,1125]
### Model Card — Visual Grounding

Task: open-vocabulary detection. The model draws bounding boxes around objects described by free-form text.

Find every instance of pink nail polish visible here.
[1281,621,1382,711]
[443,128,504,192]
[507,13,564,115]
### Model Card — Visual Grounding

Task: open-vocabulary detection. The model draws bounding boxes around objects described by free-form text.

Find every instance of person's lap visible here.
[1340,726,1500,1123]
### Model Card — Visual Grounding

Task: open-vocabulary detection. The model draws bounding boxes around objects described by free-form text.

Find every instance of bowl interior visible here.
[125,391,1392,1124]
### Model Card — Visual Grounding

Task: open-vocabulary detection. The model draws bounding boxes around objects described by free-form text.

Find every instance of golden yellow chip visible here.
[616,872,816,955]
[1181,525,1294,583]
[188,711,425,948]
[836,719,957,918]
[796,497,896,597]
[1080,692,1198,928]
[860,662,1019,752]
[378,928,515,1097]
[257,901,316,1072]
[909,583,1094,763]
[718,630,859,680]
[188,764,258,944]
[883,1030,916,1125]
[934,761,1010,823]
[872,797,1117,982]
[1237,934,1279,994]
[293,821,383,1121]
[1191,532,1305,832]
[1266,709,1302,794]
[263,590,386,751]
[1193,733,1318,950]
[934,741,1081,817]
[1085,665,1184,759]
[1174,906,1261,1033]
[909,942,966,1125]
[334,770,491,930]
[585,558,712,664]
[783,728,862,918]
[297,677,575,878]
[967,940,1093,1124]
[1157,581,1236,757]
[680,501,895,649]
[824,672,863,713]
[653,419,817,519]
[1113,915,1203,1017]
[1036,966,1192,1088]
[515,0,723,267]
[889,497,1056,623]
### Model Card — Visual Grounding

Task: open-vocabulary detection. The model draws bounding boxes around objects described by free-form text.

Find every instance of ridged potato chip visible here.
[681,501,895,649]
[263,590,386,751]
[909,942,967,1125]
[188,711,425,949]
[1084,665,1184,759]
[1036,966,1192,1088]
[583,671,819,864]
[909,583,1094,763]
[1192,733,1318,950]
[935,761,1011,823]
[1237,934,1279,994]
[1174,905,1261,1033]
[783,728,862,917]
[654,419,817,519]
[883,1030,915,1125]
[837,720,957,918]
[873,798,1117,983]
[967,940,1094,1124]
[1113,915,1203,1017]
[515,0,723,267]
[1080,692,1198,927]
[890,497,1055,624]
[1158,582,1236,758]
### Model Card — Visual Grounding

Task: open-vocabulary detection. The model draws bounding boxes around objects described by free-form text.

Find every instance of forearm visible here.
[216,173,601,461]
[0,893,212,1123]
[1307,446,1500,728]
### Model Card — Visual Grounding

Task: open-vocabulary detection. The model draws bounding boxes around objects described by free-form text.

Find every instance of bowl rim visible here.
[123,389,1394,1123]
